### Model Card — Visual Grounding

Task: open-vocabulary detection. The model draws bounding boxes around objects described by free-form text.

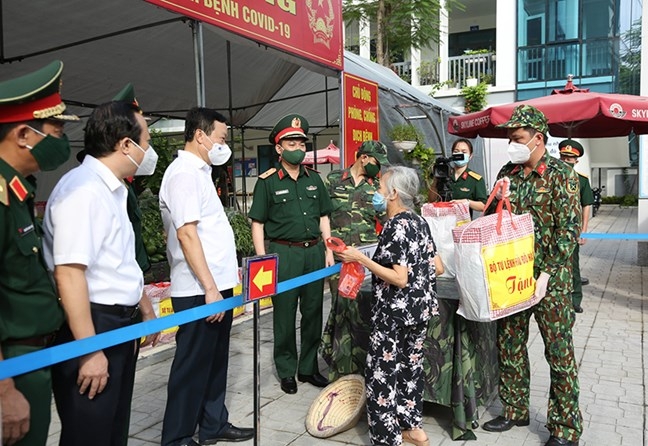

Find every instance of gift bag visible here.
[452,185,538,322]
[326,237,365,299]
[421,201,470,278]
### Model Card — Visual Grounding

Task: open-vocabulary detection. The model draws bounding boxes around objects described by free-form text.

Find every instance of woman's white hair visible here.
[382,165,420,210]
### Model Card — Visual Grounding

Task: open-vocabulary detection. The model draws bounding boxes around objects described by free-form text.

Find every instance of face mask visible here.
[507,138,536,164]
[202,134,232,166]
[26,126,71,172]
[364,162,380,178]
[452,152,470,167]
[372,191,386,212]
[281,148,306,165]
[127,139,159,176]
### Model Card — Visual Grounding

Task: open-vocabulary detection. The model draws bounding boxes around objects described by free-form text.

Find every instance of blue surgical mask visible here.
[453,152,470,167]
[372,191,386,212]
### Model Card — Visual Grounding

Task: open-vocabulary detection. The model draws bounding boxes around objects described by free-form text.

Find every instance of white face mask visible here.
[202,135,232,166]
[127,139,158,176]
[507,138,536,164]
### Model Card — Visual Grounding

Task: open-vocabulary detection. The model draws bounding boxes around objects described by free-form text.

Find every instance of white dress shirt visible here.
[159,150,238,297]
[43,155,143,306]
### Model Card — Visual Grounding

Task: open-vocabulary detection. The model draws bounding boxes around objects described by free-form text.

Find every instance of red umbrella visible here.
[448,77,648,138]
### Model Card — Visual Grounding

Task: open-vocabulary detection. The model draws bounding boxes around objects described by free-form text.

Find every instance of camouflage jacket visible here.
[326,168,382,246]
[494,152,581,284]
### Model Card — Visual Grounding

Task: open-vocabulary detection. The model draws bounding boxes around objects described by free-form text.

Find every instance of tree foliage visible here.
[343,0,463,66]
[619,18,641,95]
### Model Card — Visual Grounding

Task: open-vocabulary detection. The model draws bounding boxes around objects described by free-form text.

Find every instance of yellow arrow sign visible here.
[253,266,273,292]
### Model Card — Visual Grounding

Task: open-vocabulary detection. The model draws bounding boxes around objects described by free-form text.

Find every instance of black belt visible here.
[271,238,320,248]
[90,302,140,319]
[4,332,56,348]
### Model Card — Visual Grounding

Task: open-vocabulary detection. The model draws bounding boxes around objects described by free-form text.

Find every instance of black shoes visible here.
[297,372,329,388]
[280,373,328,393]
[546,435,578,446]
[573,304,584,313]
[199,424,254,444]
[581,277,590,286]
[280,376,297,394]
[482,416,530,432]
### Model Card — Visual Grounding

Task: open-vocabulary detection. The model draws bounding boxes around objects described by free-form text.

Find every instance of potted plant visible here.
[389,123,422,151]
[461,81,489,113]
[226,209,255,266]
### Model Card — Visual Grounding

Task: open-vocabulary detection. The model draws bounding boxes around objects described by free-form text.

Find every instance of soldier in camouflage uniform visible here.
[559,139,594,314]
[482,105,582,446]
[320,140,389,381]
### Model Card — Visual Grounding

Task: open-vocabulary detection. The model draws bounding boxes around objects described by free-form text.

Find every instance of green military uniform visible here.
[558,139,594,312]
[450,168,488,217]
[248,119,333,379]
[114,83,150,273]
[0,60,76,446]
[321,167,379,380]
[490,106,583,443]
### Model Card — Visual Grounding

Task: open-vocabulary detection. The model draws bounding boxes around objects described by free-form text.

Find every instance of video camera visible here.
[431,153,466,202]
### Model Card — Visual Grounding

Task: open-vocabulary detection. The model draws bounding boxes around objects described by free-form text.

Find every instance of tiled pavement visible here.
[46,205,646,445]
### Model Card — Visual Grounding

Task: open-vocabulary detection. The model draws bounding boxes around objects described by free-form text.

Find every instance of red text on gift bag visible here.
[326,237,365,299]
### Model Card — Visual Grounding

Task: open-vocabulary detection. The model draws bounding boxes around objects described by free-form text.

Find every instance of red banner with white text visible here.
[343,73,380,168]
[144,0,343,71]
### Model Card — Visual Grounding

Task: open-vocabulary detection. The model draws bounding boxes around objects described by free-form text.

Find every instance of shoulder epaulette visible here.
[577,172,589,179]
[468,171,482,181]
[258,168,277,179]
[0,174,8,206]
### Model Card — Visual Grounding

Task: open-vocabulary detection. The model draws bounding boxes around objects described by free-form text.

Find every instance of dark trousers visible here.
[161,290,234,446]
[1,344,53,446]
[571,243,583,307]
[270,242,325,379]
[52,310,139,446]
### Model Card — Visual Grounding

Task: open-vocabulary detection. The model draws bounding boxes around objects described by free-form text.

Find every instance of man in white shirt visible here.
[43,101,159,446]
[159,107,253,446]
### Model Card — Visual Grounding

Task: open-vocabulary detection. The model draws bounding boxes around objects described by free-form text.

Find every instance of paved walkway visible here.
[45,205,645,445]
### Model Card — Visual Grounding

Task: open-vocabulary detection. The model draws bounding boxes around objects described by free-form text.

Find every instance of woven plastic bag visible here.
[421,201,470,278]
[326,237,365,299]
[452,183,538,322]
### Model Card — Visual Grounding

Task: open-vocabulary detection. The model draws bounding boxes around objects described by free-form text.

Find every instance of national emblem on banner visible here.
[306,0,335,48]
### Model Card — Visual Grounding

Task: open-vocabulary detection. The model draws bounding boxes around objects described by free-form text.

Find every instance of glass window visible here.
[518,0,546,46]
[582,0,616,39]
[547,0,578,41]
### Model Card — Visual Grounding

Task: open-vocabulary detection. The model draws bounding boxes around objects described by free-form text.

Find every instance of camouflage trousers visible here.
[320,276,373,382]
[497,284,582,441]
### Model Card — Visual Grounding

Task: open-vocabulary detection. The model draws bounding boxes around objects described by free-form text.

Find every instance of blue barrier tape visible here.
[581,233,648,240]
[0,263,341,380]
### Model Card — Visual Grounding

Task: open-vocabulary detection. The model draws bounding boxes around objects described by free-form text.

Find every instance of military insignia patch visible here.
[536,187,549,193]
[306,185,317,191]
[9,176,28,202]
[460,187,470,192]
[567,178,579,194]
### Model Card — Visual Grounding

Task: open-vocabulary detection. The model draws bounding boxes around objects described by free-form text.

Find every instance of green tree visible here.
[619,18,641,95]
[343,0,463,67]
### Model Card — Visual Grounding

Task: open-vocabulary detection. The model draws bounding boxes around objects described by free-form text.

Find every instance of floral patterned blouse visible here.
[371,210,439,328]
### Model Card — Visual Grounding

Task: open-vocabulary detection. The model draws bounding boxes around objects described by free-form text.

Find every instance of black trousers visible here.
[52,309,139,446]
[161,289,234,446]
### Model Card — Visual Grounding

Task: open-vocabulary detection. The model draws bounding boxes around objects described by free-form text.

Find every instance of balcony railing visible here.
[391,52,496,88]
[448,52,496,87]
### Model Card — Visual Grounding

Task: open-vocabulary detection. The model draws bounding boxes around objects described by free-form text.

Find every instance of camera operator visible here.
[428,139,487,217]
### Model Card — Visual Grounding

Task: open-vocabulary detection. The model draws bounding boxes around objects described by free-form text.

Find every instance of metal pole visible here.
[253,301,260,446]
[191,20,206,107]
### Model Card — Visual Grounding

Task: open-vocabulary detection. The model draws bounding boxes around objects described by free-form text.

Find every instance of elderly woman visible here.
[336,166,442,446]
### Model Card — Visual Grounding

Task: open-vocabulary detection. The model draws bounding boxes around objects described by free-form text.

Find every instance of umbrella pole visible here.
[191,20,206,106]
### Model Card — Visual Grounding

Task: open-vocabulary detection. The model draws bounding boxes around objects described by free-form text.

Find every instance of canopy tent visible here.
[0,1,466,198]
